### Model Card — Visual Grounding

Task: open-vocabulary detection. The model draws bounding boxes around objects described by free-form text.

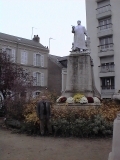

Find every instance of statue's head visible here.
[77,20,81,25]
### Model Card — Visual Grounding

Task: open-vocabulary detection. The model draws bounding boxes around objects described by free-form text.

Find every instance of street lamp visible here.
[49,37,55,53]
[31,27,37,39]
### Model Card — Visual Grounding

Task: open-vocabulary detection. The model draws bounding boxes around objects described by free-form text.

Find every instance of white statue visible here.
[72,20,89,52]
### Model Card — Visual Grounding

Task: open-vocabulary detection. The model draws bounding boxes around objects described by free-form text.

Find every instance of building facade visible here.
[86,0,120,98]
[0,33,49,97]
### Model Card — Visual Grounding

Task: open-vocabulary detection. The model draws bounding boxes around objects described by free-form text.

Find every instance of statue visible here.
[72,20,89,52]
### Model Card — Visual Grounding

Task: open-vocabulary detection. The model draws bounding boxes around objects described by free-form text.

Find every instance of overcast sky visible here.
[0,0,86,57]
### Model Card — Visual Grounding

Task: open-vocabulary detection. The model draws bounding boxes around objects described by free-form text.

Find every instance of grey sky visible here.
[0,0,86,57]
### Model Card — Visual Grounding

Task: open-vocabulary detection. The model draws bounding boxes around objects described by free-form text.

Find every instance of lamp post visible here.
[49,37,55,53]
[31,27,37,39]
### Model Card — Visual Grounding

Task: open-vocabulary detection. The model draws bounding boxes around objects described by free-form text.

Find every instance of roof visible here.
[57,56,68,61]
[0,32,48,50]
[49,54,67,68]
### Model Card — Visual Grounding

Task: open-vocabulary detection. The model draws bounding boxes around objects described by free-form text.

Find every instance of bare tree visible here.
[0,50,34,99]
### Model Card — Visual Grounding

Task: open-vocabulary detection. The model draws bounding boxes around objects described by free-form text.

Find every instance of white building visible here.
[86,0,120,98]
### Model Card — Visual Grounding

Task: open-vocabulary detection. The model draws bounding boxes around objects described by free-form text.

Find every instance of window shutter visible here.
[41,55,44,67]
[33,53,36,66]
[33,72,36,86]
[25,52,28,64]
[41,73,44,86]
[2,47,6,52]
[11,49,16,63]
[21,51,25,64]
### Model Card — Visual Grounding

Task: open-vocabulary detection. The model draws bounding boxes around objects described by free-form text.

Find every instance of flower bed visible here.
[56,93,101,105]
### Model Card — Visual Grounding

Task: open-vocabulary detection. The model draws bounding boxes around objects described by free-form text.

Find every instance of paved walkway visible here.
[0,128,112,160]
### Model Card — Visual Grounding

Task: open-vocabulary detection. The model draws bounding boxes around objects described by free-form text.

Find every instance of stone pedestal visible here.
[108,115,120,160]
[64,51,94,97]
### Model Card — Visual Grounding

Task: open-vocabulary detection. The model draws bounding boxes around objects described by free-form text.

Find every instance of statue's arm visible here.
[72,26,75,33]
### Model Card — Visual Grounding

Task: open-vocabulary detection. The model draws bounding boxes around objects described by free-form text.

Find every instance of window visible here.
[2,47,16,62]
[99,17,111,30]
[33,72,44,86]
[33,53,44,67]
[6,48,12,57]
[36,72,41,86]
[99,36,113,51]
[97,0,110,14]
[101,77,114,90]
[21,51,28,64]
[32,90,41,98]
[100,37,112,45]
[101,62,114,72]
[97,0,110,8]
[36,54,41,66]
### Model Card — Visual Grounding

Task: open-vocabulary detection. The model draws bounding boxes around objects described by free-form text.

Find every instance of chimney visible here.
[33,35,40,43]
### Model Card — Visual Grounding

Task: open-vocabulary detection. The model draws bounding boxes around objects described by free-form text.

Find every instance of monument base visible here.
[55,103,101,109]
[63,51,95,97]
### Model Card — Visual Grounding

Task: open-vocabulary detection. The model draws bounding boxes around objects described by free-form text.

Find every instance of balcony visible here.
[101,89,115,98]
[101,85,115,90]
[97,24,113,38]
[99,64,115,77]
[98,43,114,57]
[101,85,115,98]
[96,5,112,19]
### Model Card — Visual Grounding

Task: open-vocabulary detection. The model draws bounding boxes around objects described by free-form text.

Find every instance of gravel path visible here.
[0,128,112,160]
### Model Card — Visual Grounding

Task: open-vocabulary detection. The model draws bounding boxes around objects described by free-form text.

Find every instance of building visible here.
[86,0,120,98]
[0,32,49,97]
[48,55,63,95]
[48,54,68,95]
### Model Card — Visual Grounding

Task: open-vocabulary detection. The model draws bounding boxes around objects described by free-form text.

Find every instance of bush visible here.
[51,115,113,137]
[6,96,120,137]
[20,122,40,135]
[5,97,27,120]
[50,101,120,137]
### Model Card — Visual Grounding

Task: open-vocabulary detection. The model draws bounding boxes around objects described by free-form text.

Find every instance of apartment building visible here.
[86,0,120,98]
[0,32,49,97]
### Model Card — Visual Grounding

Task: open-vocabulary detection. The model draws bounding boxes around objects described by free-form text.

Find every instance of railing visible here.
[98,43,114,52]
[97,23,112,31]
[96,4,111,14]
[100,64,114,72]
[101,85,115,90]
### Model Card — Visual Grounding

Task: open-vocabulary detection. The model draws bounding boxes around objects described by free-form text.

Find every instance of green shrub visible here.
[51,114,113,137]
